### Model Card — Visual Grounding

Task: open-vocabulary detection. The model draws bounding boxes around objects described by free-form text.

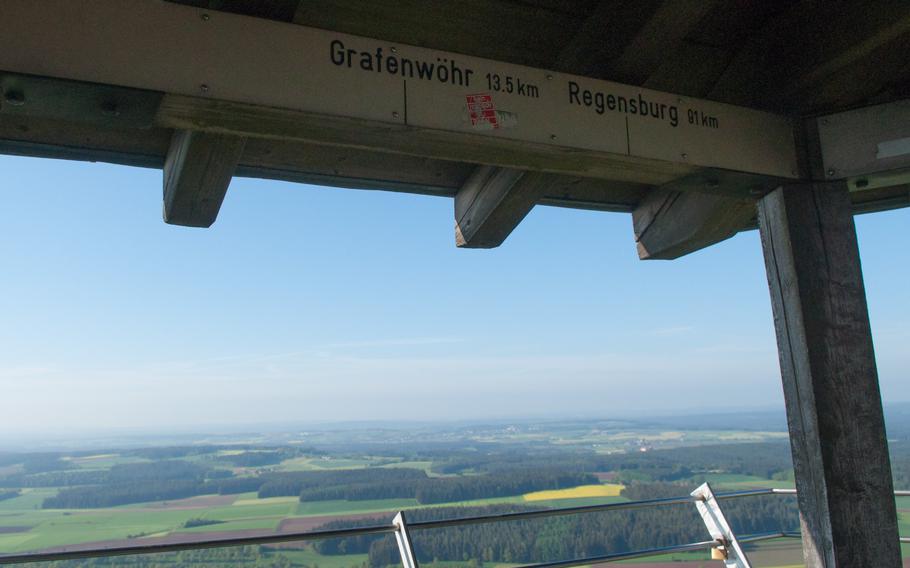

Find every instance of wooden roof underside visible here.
[1,0,908,254]
[171,0,910,117]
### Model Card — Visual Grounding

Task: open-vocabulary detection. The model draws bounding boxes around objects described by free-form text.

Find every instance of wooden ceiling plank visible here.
[642,43,731,97]
[166,0,302,22]
[163,129,246,227]
[788,34,910,115]
[786,11,910,99]
[551,0,664,77]
[503,0,597,18]
[292,0,582,68]
[606,0,722,86]
[708,2,910,112]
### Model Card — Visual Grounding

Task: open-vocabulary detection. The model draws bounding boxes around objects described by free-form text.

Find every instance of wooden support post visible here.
[454,166,543,248]
[163,129,246,228]
[757,182,901,567]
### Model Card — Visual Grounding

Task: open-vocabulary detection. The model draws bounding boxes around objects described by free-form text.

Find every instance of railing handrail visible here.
[2,485,899,565]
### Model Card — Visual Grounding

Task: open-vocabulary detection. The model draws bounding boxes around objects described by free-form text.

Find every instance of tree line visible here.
[259,468,596,505]
[38,461,594,509]
[431,442,796,482]
[44,545,304,568]
[43,461,216,508]
[0,489,19,502]
[259,468,426,498]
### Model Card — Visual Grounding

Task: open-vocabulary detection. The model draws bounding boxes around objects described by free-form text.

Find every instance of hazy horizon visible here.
[1,156,907,438]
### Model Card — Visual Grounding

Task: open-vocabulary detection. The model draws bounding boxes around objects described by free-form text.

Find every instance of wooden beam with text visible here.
[0,0,799,182]
[757,182,901,568]
[163,130,246,228]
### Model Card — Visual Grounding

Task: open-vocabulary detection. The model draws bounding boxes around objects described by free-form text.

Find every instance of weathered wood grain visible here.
[167,0,302,22]
[632,187,754,260]
[631,169,789,260]
[155,95,693,185]
[163,129,246,227]
[757,182,901,568]
[458,0,725,249]
[291,0,585,69]
[709,2,910,113]
[454,166,543,248]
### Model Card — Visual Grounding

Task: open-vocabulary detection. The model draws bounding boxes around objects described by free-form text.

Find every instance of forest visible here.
[40,463,595,508]
[0,490,19,502]
[429,442,795,481]
[11,440,910,509]
[313,483,799,566]
[43,546,299,568]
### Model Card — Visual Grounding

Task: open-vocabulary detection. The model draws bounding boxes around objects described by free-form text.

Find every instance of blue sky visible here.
[0,155,907,435]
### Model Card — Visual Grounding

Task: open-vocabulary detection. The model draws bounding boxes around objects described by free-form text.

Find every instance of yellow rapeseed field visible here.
[523,484,624,501]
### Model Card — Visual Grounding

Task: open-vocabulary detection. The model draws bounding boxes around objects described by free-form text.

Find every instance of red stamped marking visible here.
[466,92,499,129]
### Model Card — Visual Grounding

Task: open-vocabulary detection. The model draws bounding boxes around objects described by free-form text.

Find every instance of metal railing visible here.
[2,484,905,566]
[8,485,909,566]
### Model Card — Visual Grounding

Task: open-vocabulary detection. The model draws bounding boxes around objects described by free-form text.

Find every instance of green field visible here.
[0,509,198,552]
[279,457,375,471]
[296,497,420,516]
[67,454,150,470]
[685,473,796,491]
[0,486,638,556]
[0,488,58,512]
[276,548,369,568]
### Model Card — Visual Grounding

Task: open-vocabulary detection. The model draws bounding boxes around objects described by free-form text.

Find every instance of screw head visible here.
[826,168,836,176]
[390,47,398,53]
[200,84,209,93]
[392,111,400,119]
[200,13,210,21]
[681,152,688,159]
[549,134,557,140]
[100,101,120,117]
[3,90,25,106]
[546,74,553,80]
